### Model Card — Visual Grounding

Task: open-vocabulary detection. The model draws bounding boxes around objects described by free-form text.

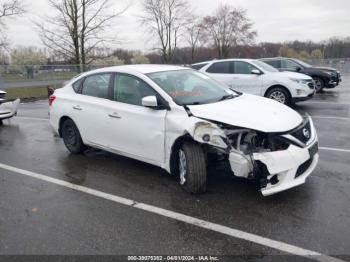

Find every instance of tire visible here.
[178,141,207,194]
[314,77,325,93]
[266,87,291,106]
[61,119,86,154]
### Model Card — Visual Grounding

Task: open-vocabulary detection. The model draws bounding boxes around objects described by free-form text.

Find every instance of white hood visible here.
[188,94,303,133]
[272,71,312,80]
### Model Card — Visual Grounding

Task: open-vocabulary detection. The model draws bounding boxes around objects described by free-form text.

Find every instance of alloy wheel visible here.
[269,91,286,104]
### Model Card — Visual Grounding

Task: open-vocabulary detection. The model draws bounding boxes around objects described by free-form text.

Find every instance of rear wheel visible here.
[314,77,325,93]
[61,119,86,154]
[266,87,291,106]
[178,142,207,194]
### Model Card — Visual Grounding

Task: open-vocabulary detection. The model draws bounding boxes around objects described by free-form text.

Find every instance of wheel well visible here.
[169,134,195,175]
[264,85,292,100]
[58,116,73,137]
[311,75,326,82]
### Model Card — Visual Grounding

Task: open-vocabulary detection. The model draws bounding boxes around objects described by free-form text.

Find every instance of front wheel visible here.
[266,87,291,106]
[178,142,207,194]
[61,119,86,154]
[314,77,325,93]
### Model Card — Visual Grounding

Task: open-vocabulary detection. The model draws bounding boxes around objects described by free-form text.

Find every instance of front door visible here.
[230,61,262,95]
[106,73,167,164]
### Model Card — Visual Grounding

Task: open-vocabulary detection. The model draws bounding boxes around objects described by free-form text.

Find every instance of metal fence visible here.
[307,58,350,74]
[0,59,350,89]
[0,64,107,89]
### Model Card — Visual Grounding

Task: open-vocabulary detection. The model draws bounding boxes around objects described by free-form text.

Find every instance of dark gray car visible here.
[260,57,341,93]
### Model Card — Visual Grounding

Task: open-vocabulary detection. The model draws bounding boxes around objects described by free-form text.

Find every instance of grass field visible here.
[5,86,51,100]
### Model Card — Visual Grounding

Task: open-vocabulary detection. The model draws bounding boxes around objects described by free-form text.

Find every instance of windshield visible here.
[294,59,312,68]
[252,60,279,72]
[147,69,236,105]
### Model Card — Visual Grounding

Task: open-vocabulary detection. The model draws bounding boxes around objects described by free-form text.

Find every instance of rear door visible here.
[230,61,263,95]
[70,73,113,147]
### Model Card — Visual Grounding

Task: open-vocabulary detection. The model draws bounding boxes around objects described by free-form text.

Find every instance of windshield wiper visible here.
[185,101,202,105]
[218,94,237,101]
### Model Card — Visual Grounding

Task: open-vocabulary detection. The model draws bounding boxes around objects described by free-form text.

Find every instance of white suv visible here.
[192,59,315,105]
[50,65,319,196]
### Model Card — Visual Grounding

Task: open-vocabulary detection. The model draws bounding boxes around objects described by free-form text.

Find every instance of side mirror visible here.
[142,96,158,108]
[251,69,262,75]
[295,66,302,72]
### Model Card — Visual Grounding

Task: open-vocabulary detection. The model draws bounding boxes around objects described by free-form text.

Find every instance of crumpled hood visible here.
[188,94,303,133]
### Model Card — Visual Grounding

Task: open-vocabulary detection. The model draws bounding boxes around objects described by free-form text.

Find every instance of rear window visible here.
[191,63,208,70]
[206,62,231,74]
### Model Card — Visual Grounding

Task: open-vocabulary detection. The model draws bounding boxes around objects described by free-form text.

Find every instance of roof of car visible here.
[192,59,255,65]
[260,57,291,60]
[87,64,189,75]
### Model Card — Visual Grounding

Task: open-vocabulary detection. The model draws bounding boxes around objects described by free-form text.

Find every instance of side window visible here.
[72,78,84,92]
[281,60,299,70]
[114,74,158,106]
[233,61,257,74]
[264,60,281,69]
[206,62,231,74]
[81,74,111,99]
[191,63,208,70]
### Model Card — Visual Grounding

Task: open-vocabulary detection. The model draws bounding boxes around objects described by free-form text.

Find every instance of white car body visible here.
[49,65,319,196]
[194,59,315,104]
[0,90,20,121]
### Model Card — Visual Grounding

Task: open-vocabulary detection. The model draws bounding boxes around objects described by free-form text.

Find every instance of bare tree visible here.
[185,17,203,63]
[0,0,25,49]
[36,0,128,71]
[201,4,257,59]
[141,0,190,63]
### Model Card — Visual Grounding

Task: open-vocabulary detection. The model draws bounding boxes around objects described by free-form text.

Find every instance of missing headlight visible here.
[224,129,290,154]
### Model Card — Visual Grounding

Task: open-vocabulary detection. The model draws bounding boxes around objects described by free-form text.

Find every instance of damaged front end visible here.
[192,116,319,196]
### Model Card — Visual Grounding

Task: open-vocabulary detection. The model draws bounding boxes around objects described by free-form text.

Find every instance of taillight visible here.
[49,95,56,106]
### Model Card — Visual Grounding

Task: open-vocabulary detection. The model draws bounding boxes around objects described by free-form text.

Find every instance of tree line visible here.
[0,0,350,69]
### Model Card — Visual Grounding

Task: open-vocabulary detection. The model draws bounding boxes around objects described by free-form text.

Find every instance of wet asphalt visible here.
[0,77,350,261]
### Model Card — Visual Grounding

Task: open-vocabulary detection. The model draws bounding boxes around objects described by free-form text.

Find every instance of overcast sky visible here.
[5,0,350,51]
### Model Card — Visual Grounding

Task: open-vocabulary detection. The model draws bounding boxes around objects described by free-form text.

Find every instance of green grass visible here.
[5,86,50,100]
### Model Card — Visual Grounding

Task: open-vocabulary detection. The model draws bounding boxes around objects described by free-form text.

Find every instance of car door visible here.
[106,73,167,164]
[70,73,113,147]
[230,61,263,95]
[205,61,234,88]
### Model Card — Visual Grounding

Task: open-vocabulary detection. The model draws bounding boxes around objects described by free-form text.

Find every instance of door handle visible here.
[73,105,82,111]
[108,112,121,119]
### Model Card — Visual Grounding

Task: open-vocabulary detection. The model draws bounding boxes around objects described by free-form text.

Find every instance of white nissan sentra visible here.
[49,65,319,196]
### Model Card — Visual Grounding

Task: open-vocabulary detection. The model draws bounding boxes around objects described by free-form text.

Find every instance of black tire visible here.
[178,141,207,194]
[314,77,325,93]
[266,87,291,106]
[61,119,86,154]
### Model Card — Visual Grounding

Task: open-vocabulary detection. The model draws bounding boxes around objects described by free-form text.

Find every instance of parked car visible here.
[0,90,20,123]
[260,57,341,93]
[192,59,315,106]
[49,65,319,196]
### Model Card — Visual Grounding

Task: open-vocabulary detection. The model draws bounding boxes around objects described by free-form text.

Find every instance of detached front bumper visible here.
[254,141,319,196]
[227,116,319,196]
